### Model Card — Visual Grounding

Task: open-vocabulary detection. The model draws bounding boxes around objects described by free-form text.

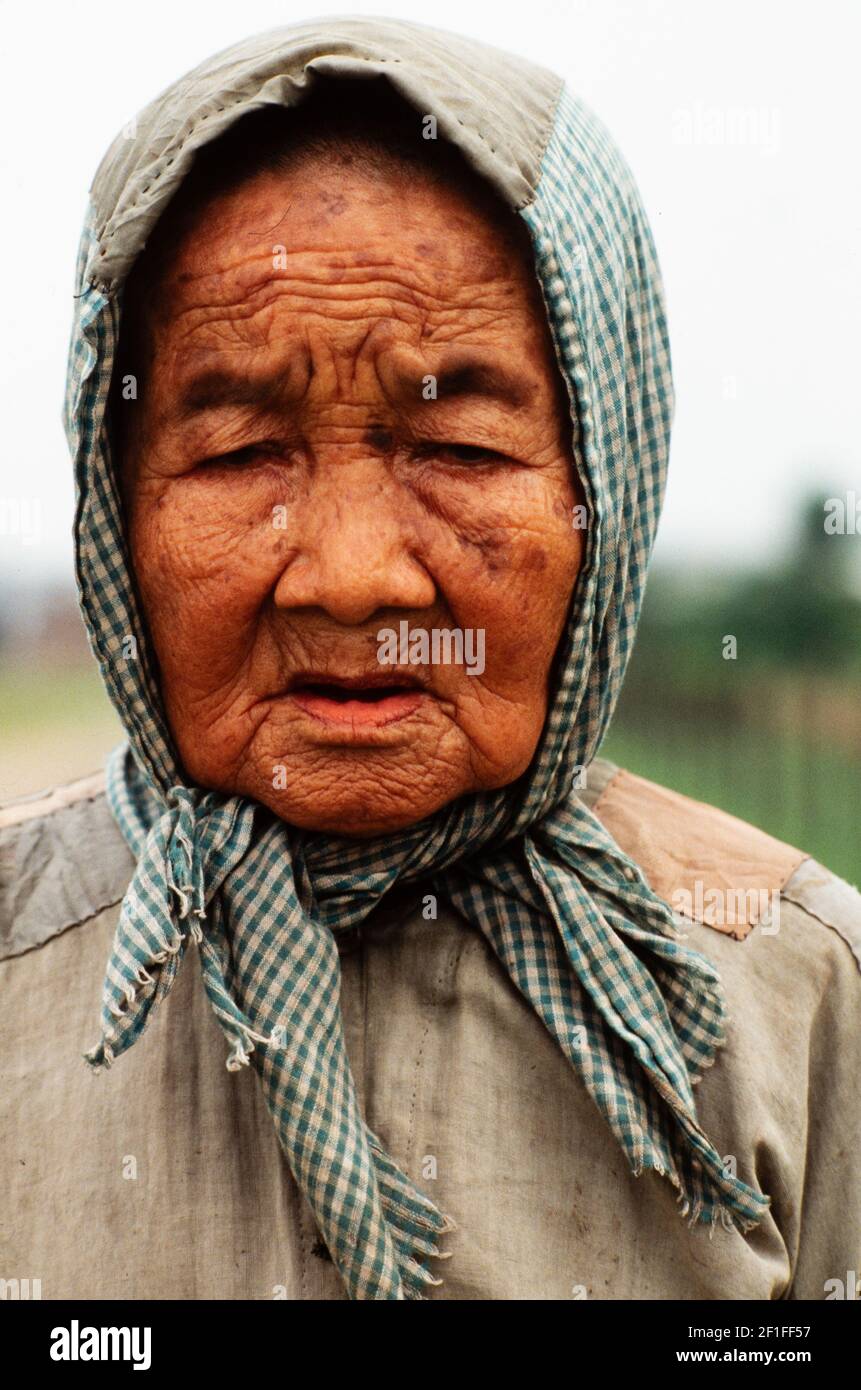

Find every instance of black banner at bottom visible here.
[4,1294,856,1375]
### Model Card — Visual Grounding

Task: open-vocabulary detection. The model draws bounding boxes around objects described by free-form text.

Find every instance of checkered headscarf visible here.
[65,70,769,1298]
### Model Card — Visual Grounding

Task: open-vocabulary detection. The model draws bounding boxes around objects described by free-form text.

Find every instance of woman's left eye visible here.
[422,443,506,465]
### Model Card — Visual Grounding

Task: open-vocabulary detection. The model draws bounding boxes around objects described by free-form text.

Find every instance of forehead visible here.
[139,155,544,346]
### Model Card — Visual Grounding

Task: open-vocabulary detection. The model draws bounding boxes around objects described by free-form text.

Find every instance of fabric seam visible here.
[0,784,106,832]
[782,878,861,977]
[2,892,125,964]
[517,73,565,211]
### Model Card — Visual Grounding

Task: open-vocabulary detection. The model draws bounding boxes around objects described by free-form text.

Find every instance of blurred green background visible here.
[602,493,861,883]
[2,490,859,884]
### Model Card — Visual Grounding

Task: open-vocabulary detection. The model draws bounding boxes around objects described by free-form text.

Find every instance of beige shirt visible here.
[1,757,859,1300]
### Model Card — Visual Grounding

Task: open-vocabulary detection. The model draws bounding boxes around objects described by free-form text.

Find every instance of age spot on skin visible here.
[523,545,548,571]
[316,191,349,219]
[365,426,394,452]
[454,527,511,573]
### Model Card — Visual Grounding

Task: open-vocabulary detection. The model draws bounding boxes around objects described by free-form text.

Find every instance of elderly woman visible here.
[1,17,859,1303]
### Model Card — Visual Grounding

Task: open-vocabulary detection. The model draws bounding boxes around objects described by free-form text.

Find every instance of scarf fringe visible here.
[629,1129,769,1237]
[400,1254,447,1300]
[366,1137,457,1297]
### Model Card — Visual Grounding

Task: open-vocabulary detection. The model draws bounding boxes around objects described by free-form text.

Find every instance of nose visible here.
[272,458,436,625]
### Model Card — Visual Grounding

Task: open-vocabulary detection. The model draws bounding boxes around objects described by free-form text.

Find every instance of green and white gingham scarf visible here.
[65,80,770,1300]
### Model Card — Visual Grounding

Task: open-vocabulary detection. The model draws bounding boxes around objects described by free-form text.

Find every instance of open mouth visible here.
[287,675,427,728]
[297,682,416,703]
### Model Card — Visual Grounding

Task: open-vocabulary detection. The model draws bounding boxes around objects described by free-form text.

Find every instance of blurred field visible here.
[602,712,861,885]
[0,661,122,802]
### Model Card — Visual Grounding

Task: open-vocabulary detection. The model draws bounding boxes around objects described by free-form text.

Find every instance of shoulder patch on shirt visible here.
[591,767,806,940]
[0,770,135,961]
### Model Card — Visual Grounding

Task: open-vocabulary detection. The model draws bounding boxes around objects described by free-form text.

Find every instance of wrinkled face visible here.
[119,152,585,836]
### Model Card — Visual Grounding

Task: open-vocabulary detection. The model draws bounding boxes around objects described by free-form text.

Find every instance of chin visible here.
[180,723,516,837]
[178,742,458,835]
[251,778,459,840]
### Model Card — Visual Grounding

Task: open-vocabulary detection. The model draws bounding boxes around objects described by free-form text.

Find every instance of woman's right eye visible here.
[200,442,287,468]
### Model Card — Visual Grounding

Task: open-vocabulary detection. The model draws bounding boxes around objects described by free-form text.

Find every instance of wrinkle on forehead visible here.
[120,128,538,340]
[157,193,528,315]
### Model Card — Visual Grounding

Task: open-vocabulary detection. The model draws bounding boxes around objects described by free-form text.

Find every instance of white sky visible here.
[1,0,859,591]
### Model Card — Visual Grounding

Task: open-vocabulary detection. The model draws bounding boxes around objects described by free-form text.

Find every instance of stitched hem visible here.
[516,72,565,211]
[0,771,107,831]
[1,893,125,964]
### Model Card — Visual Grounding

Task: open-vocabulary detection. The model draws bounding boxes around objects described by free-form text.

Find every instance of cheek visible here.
[407,470,582,687]
[128,470,290,680]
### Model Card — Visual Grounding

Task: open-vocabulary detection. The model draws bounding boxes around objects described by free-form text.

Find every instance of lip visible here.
[286,671,428,731]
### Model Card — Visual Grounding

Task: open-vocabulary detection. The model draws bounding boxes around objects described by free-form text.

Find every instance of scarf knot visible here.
[165,786,205,936]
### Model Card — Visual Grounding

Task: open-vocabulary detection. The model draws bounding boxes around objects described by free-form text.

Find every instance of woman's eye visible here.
[422,442,506,465]
[202,442,285,468]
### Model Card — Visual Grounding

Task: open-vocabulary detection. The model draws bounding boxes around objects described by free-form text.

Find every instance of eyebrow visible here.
[399,354,537,409]
[171,368,300,422]
[169,350,536,424]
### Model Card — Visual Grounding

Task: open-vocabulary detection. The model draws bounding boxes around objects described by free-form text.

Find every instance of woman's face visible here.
[120,153,586,836]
